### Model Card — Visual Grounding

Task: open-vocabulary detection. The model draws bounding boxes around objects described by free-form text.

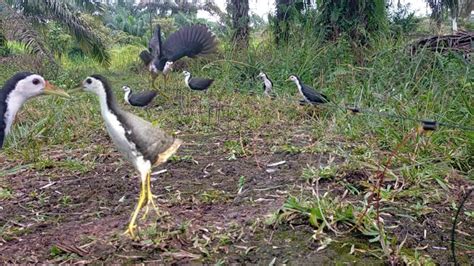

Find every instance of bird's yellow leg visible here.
[141,170,160,220]
[124,179,147,239]
[156,75,172,101]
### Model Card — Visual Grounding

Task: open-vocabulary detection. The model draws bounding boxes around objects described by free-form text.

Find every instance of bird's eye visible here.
[86,78,92,84]
[32,79,40,85]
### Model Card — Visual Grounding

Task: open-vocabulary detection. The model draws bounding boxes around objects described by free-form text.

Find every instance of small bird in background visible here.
[0,72,69,149]
[81,75,182,238]
[287,75,329,105]
[183,71,214,91]
[257,72,275,98]
[140,24,217,89]
[122,85,157,108]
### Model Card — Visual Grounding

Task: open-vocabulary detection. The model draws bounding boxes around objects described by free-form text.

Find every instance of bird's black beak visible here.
[44,81,70,98]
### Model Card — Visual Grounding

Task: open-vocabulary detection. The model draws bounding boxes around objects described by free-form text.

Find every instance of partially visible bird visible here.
[122,85,157,108]
[0,72,69,149]
[81,75,182,238]
[257,72,274,98]
[140,24,217,88]
[183,71,214,91]
[287,75,329,105]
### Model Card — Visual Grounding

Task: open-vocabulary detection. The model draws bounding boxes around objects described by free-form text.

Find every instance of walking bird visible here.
[258,72,274,98]
[140,24,217,88]
[182,71,214,91]
[287,75,329,105]
[0,72,69,149]
[81,75,182,238]
[122,85,157,107]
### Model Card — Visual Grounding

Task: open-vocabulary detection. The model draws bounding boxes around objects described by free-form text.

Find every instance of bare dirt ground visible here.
[1,128,472,264]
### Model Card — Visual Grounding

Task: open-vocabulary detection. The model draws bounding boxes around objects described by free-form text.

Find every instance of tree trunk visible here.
[275,0,291,44]
[459,0,473,19]
[228,0,249,48]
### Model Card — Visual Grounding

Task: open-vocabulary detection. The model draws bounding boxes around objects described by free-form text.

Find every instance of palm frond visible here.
[5,0,110,65]
[0,1,56,64]
[40,0,110,65]
[69,0,105,14]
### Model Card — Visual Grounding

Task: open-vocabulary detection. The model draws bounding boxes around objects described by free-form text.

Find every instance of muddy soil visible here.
[0,131,472,264]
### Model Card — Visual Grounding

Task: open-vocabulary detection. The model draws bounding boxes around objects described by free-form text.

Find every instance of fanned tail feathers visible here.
[163,25,217,61]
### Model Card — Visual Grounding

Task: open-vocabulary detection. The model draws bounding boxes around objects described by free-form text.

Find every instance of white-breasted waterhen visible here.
[0,72,69,149]
[140,24,217,89]
[287,75,329,105]
[81,75,182,238]
[122,85,157,108]
[183,71,214,91]
[258,72,274,98]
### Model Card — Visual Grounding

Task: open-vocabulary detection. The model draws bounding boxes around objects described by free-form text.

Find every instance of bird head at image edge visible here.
[0,72,69,148]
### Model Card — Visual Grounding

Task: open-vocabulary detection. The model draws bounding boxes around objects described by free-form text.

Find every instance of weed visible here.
[237,175,245,194]
[301,165,337,183]
[60,195,72,206]
[200,189,231,204]
[0,187,13,200]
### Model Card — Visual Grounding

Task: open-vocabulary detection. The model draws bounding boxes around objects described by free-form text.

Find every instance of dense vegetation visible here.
[0,0,472,264]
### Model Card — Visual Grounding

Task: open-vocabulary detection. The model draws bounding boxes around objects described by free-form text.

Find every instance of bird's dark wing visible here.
[129,91,157,107]
[0,93,6,149]
[302,84,329,104]
[139,50,153,65]
[118,109,179,164]
[189,77,214,90]
[162,25,217,62]
[149,25,162,58]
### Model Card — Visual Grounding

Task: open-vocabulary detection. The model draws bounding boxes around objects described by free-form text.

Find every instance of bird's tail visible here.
[154,138,183,165]
[163,25,217,61]
[139,50,153,65]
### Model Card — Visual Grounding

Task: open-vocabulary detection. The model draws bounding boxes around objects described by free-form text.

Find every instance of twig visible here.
[451,187,473,265]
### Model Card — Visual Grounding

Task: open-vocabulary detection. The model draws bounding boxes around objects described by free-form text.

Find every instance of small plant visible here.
[224,140,246,160]
[0,188,13,200]
[60,195,72,206]
[301,165,337,183]
[237,175,246,194]
[274,143,303,155]
[200,189,231,204]
[170,154,198,164]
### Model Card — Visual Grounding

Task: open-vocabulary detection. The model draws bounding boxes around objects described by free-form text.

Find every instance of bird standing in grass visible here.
[0,72,69,149]
[122,85,157,108]
[287,75,329,105]
[258,72,274,98]
[140,24,217,89]
[182,71,214,91]
[81,75,182,238]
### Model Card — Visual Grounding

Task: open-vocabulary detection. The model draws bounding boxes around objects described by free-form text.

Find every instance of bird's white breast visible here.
[264,79,272,91]
[98,95,142,167]
[295,82,307,101]
[124,90,131,105]
[4,91,27,134]
[184,76,191,89]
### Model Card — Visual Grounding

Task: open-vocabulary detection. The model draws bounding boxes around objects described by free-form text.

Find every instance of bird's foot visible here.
[123,223,138,239]
[141,193,160,220]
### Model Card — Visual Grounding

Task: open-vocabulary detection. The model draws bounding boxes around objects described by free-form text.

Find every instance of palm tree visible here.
[227,0,249,48]
[315,0,388,43]
[425,0,460,32]
[2,0,110,65]
[0,1,55,63]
